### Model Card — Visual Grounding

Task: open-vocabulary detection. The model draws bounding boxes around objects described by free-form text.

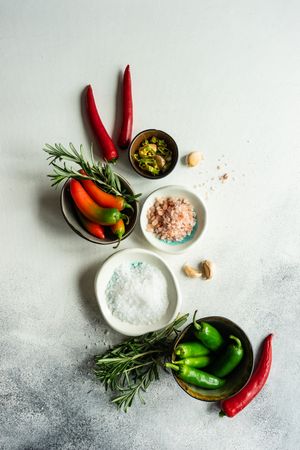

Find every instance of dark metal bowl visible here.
[171,316,254,402]
[129,129,178,179]
[60,175,139,245]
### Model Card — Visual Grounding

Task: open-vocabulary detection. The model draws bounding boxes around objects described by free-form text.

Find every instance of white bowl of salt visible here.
[95,248,182,336]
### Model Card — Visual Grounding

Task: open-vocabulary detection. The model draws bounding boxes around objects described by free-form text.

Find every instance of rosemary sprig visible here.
[43,143,141,203]
[94,313,189,412]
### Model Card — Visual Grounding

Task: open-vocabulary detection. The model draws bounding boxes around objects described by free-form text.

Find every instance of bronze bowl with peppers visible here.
[170,316,254,402]
[60,173,139,246]
[129,129,178,179]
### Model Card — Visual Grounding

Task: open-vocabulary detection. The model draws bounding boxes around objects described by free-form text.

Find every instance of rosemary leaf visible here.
[94,313,189,412]
[43,143,141,203]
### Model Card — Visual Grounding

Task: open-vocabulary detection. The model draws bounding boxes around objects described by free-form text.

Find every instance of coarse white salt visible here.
[105,262,169,325]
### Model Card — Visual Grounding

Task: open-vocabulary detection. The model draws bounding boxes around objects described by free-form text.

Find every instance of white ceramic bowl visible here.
[95,248,182,336]
[140,185,207,254]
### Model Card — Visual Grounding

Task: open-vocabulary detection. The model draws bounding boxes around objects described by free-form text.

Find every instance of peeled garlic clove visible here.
[148,143,157,152]
[154,155,166,169]
[201,260,214,280]
[186,151,204,167]
[183,264,202,278]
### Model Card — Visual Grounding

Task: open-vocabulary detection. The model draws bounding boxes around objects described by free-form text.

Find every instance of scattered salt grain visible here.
[105,262,169,325]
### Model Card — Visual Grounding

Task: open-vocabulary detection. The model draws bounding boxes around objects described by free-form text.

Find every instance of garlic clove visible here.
[186,151,204,168]
[154,155,166,169]
[201,260,214,280]
[183,264,202,278]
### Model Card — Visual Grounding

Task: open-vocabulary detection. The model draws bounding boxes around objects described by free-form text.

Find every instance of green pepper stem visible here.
[219,411,226,417]
[193,310,201,331]
[120,213,129,225]
[174,348,183,357]
[113,239,121,250]
[124,202,133,211]
[173,360,184,365]
[165,363,179,372]
[229,335,242,348]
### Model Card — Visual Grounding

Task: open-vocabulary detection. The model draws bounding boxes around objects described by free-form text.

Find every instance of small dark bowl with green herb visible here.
[129,129,178,179]
[171,316,254,402]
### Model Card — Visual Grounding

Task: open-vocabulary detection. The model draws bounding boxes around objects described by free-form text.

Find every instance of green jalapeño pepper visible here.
[174,355,213,369]
[193,311,224,351]
[210,335,244,378]
[166,363,225,390]
[175,341,210,359]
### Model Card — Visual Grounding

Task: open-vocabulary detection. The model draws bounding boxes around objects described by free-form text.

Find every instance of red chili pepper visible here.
[69,179,123,225]
[78,170,131,211]
[220,334,273,418]
[117,65,133,149]
[86,85,119,162]
[76,210,106,239]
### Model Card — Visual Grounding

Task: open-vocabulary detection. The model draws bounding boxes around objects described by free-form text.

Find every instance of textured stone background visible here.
[1,0,299,449]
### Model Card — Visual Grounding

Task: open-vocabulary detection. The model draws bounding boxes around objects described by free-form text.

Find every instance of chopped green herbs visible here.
[133,136,172,176]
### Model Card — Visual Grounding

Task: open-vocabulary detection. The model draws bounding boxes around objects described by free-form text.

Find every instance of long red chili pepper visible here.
[86,85,119,162]
[220,334,273,418]
[69,179,123,225]
[117,65,133,149]
[78,170,131,211]
[76,210,106,239]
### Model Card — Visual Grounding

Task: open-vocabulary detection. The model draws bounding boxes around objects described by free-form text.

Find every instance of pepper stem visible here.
[124,202,133,211]
[120,213,129,225]
[219,411,226,417]
[113,239,121,250]
[174,347,183,358]
[229,335,242,348]
[165,363,179,372]
[193,310,201,331]
[173,360,184,365]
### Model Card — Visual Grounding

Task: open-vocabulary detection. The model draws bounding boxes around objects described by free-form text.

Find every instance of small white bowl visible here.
[95,248,182,336]
[140,185,207,254]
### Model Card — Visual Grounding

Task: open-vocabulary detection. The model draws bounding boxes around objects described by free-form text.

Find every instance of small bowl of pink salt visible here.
[140,185,207,254]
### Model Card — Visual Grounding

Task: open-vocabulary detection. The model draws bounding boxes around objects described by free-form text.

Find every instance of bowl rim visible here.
[60,174,139,245]
[128,128,179,179]
[94,247,182,336]
[139,184,207,254]
[171,315,254,402]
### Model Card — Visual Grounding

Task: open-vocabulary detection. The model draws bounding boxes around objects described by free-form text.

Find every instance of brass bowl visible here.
[171,316,254,402]
[129,129,178,179]
[60,174,139,245]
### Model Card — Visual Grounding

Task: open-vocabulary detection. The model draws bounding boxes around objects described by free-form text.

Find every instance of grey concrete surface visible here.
[1,1,299,449]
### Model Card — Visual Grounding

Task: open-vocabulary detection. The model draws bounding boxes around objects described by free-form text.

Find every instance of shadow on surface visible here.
[37,190,69,235]
[206,401,221,415]
[111,69,123,146]
[80,86,94,151]
[77,259,105,325]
